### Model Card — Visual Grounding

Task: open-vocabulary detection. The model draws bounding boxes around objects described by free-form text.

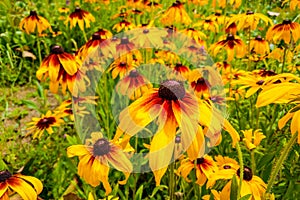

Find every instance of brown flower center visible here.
[283,19,291,25]
[129,69,139,77]
[75,6,81,12]
[120,37,130,44]
[226,34,235,40]
[0,170,12,182]
[143,29,149,34]
[237,166,253,181]
[93,138,111,156]
[255,35,263,41]
[175,135,181,143]
[30,10,38,16]
[92,33,101,40]
[158,80,185,100]
[246,10,254,15]
[36,117,56,130]
[51,45,64,54]
[215,12,221,16]
[223,165,231,169]
[196,157,205,164]
[256,80,264,85]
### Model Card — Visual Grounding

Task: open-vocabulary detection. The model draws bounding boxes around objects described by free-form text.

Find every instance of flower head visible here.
[0,170,43,200]
[65,7,95,30]
[26,110,64,139]
[19,10,51,35]
[266,19,300,44]
[161,1,192,25]
[67,132,133,195]
[242,129,266,150]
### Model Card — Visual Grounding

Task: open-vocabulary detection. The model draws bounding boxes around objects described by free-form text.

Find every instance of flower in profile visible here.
[58,7,70,13]
[282,0,300,10]
[194,19,219,33]
[67,132,132,195]
[170,62,190,80]
[96,28,113,39]
[36,45,78,94]
[130,27,168,48]
[19,10,51,35]
[227,11,272,31]
[26,110,64,139]
[188,0,208,5]
[188,69,211,98]
[65,6,95,30]
[249,35,270,55]
[268,47,293,63]
[266,19,300,44]
[161,1,192,25]
[0,170,43,200]
[116,69,152,100]
[112,19,135,32]
[220,167,267,200]
[181,28,207,45]
[207,11,228,25]
[177,155,218,186]
[108,55,136,79]
[242,129,266,150]
[77,32,105,60]
[225,21,238,35]
[210,34,246,61]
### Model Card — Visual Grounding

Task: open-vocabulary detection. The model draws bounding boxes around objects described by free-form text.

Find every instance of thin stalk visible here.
[251,150,256,174]
[247,28,251,71]
[236,142,244,198]
[36,35,42,65]
[169,161,175,200]
[281,47,287,73]
[266,132,298,194]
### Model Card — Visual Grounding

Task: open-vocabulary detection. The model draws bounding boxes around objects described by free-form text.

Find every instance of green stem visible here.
[37,36,42,65]
[281,47,287,73]
[169,161,175,200]
[251,150,256,174]
[266,132,298,194]
[236,142,244,198]
[247,28,251,71]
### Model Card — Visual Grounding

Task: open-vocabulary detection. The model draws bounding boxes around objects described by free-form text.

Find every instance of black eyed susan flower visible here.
[77,33,105,60]
[194,19,219,33]
[207,11,228,25]
[26,110,64,139]
[225,21,238,35]
[266,19,300,44]
[0,170,43,200]
[242,129,266,150]
[250,35,270,55]
[170,62,190,80]
[188,0,208,5]
[161,1,192,25]
[108,55,136,79]
[177,155,218,186]
[67,132,133,195]
[221,166,267,200]
[19,10,51,35]
[210,34,246,61]
[227,11,272,31]
[36,45,78,94]
[130,27,168,48]
[181,28,207,45]
[283,0,300,10]
[58,7,70,13]
[65,7,95,30]
[116,69,152,100]
[112,20,135,32]
[96,28,113,39]
[189,69,211,99]
[268,47,293,63]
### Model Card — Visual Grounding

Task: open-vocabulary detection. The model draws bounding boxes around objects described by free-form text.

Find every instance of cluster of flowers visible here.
[2,0,300,199]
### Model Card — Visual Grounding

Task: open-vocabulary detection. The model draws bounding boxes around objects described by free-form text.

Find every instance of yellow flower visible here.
[36,45,78,94]
[249,35,270,55]
[268,47,293,63]
[161,1,192,25]
[0,170,43,200]
[112,20,135,32]
[210,34,246,61]
[67,132,132,195]
[65,7,95,30]
[130,27,168,48]
[26,110,64,139]
[58,7,70,13]
[19,10,51,35]
[194,19,219,33]
[242,129,266,150]
[266,19,300,44]
[227,11,272,30]
[177,155,218,186]
[282,0,300,10]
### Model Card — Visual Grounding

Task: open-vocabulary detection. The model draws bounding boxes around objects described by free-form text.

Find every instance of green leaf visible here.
[239,194,252,200]
[21,99,39,111]
[135,185,144,200]
[149,185,168,198]
[34,80,45,99]
[230,174,238,200]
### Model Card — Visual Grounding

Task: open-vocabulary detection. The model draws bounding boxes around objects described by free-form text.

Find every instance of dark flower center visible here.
[111,36,118,41]
[119,62,127,67]
[30,10,38,16]
[143,29,149,34]
[129,69,139,77]
[196,158,205,164]
[223,165,231,169]
[172,1,182,7]
[246,10,254,15]
[226,34,235,40]
[51,45,64,54]
[93,138,111,156]
[283,19,291,25]
[215,12,221,16]
[120,37,130,44]
[75,6,81,12]
[256,80,264,85]
[92,33,101,40]
[0,170,12,182]
[237,166,253,181]
[175,135,181,143]
[36,117,56,130]
[158,80,186,100]
[255,35,263,41]
[258,69,277,77]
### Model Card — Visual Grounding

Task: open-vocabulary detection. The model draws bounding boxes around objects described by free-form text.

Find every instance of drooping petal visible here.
[7,177,37,200]
[67,145,91,157]
[15,174,43,194]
